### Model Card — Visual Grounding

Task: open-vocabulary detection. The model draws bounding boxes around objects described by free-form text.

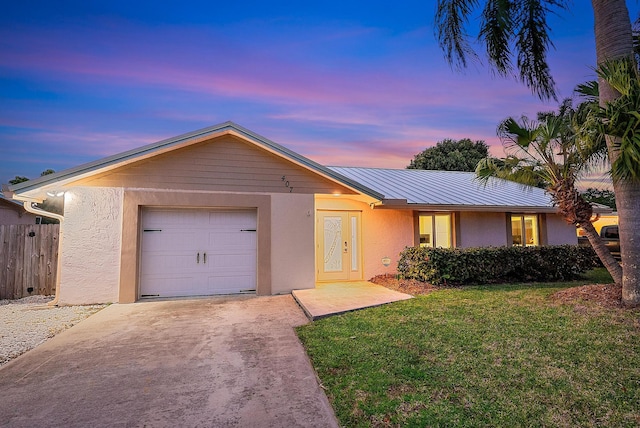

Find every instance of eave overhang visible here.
[373,200,560,213]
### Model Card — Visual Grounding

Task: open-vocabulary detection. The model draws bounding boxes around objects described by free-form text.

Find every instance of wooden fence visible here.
[0,224,59,300]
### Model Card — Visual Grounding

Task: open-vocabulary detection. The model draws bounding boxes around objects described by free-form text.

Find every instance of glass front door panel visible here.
[323,216,343,272]
[351,215,358,271]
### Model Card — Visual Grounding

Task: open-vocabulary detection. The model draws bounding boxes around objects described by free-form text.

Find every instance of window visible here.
[419,214,452,248]
[511,214,539,246]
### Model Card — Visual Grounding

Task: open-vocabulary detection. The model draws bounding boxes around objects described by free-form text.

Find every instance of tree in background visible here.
[408,138,489,171]
[8,176,29,185]
[7,169,60,223]
[435,0,640,306]
[8,169,55,185]
[582,188,616,210]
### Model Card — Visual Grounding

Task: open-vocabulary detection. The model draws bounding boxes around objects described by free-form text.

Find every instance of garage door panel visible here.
[140,276,202,297]
[207,232,256,250]
[208,210,256,227]
[207,275,255,294]
[143,232,203,251]
[145,209,204,227]
[142,254,199,274]
[208,253,255,267]
[140,208,257,298]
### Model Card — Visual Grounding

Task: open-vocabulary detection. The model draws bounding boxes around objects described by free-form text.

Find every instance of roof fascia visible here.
[374,202,559,213]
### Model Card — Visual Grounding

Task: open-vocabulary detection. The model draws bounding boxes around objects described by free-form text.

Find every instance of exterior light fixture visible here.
[381,257,391,267]
[46,191,65,197]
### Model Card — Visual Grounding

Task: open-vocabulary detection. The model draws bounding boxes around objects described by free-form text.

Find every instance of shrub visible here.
[397,245,599,286]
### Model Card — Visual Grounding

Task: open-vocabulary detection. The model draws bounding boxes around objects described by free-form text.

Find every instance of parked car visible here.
[578,225,621,260]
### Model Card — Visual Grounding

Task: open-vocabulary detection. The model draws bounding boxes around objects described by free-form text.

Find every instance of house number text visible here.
[281,175,294,193]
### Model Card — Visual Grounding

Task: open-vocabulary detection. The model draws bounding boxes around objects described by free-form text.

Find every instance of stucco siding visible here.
[545,214,578,245]
[58,187,123,305]
[0,205,38,224]
[270,193,315,293]
[363,208,413,278]
[458,212,508,248]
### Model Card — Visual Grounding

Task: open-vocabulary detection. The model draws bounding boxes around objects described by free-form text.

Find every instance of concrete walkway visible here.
[292,281,413,320]
[0,295,339,428]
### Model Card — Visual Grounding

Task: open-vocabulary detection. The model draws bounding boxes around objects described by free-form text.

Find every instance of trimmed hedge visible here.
[397,245,600,286]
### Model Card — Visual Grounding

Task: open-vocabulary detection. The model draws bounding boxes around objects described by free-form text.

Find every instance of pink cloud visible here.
[0,16,595,182]
[0,21,556,116]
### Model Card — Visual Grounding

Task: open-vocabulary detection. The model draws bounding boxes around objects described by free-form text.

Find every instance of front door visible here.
[316,211,362,281]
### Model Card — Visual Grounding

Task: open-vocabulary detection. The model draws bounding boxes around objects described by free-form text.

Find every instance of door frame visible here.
[316,210,363,281]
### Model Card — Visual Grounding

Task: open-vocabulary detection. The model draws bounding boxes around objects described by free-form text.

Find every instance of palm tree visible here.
[476,102,623,283]
[435,0,640,306]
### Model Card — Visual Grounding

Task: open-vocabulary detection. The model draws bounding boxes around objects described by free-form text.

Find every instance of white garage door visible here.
[140,208,257,298]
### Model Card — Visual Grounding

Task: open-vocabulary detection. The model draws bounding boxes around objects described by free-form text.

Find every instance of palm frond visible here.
[597,59,636,96]
[513,0,565,101]
[575,80,599,103]
[479,0,513,74]
[595,57,640,182]
[435,0,479,69]
[498,116,537,148]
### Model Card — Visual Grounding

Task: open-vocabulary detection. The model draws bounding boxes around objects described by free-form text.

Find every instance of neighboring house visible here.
[0,194,39,225]
[5,122,585,305]
[578,212,618,236]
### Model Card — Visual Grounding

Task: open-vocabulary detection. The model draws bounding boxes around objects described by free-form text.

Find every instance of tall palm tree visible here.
[436,0,640,306]
[477,102,623,282]
[592,2,640,307]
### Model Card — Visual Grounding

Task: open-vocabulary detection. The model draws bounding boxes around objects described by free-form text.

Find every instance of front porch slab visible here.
[292,281,412,320]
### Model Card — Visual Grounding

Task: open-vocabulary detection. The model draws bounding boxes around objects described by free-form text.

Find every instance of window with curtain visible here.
[511,214,539,246]
[419,214,452,248]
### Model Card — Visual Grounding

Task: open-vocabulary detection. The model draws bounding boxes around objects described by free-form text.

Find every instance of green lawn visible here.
[296,270,640,427]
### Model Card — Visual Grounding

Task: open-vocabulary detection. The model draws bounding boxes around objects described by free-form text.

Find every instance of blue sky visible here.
[1,1,637,187]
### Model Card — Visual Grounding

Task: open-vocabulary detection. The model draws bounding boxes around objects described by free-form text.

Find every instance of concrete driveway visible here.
[0,295,339,428]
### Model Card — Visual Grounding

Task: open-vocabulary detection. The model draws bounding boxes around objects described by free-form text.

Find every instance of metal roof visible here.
[0,193,27,210]
[328,167,557,210]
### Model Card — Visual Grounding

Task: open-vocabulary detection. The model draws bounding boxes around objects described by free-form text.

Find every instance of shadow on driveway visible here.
[0,295,338,428]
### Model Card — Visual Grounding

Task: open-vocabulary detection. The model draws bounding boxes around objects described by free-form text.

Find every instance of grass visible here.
[296,269,640,427]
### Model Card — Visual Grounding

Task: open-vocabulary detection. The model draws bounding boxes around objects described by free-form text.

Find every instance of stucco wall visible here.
[545,214,578,245]
[458,212,508,248]
[270,193,315,293]
[58,187,123,305]
[0,204,38,225]
[363,208,414,278]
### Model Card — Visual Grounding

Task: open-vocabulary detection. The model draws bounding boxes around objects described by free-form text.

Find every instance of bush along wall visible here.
[397,245,600,286]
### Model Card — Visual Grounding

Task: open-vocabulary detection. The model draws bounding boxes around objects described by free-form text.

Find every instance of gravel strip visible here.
[0,295,105,366]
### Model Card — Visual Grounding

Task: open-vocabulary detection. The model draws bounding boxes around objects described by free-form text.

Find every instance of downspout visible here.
[22,202,64,306]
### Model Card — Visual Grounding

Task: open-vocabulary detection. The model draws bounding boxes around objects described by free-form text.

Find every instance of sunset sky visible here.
[1,1,637,188]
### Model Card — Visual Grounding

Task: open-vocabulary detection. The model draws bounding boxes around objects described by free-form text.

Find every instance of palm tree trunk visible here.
[579,221,623,284]
[592,0,640,307]
[615,179,640,306]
